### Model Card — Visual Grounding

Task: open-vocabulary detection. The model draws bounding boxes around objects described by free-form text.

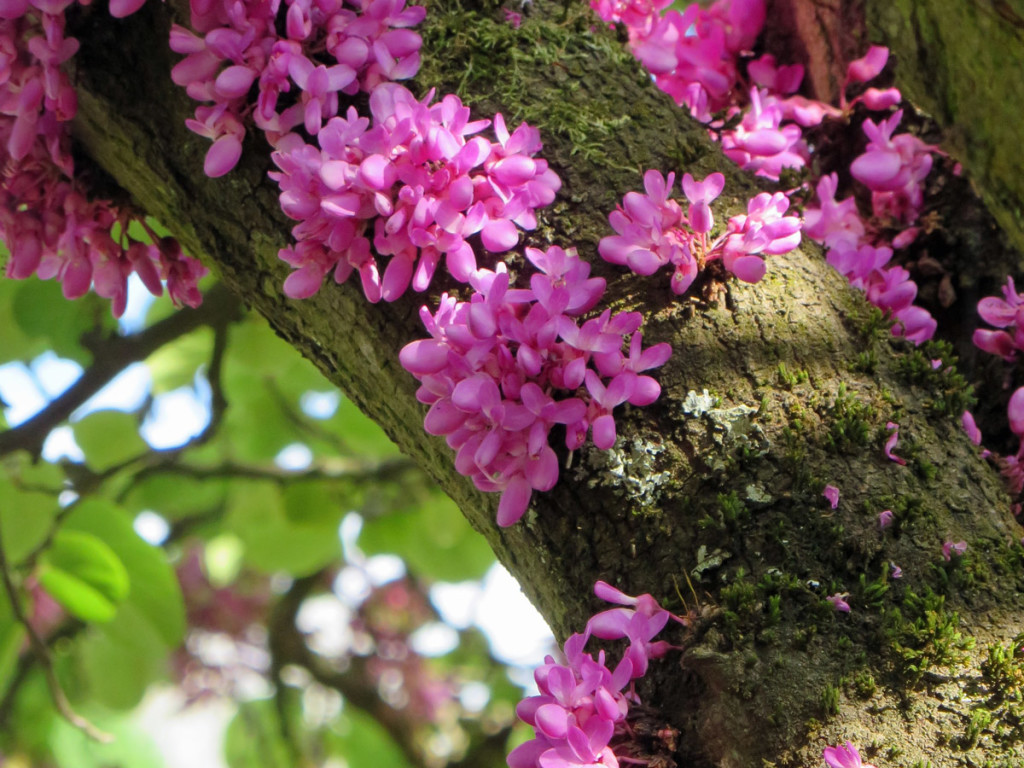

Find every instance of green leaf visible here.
[77,601,168,710]
[37,530,130,623]
[72,410,148,472]
[10,277,113,365]
[324,707,413,768]
[328,397,400,459]
[63,499,185,647]
[358,492,494,582]
[225,480,342,575]
[0,474,57,564]
[50,706,165,768]
[224,700,293,768]
[121,472,228,522]
[0,596,26,700]
[146,326,213,394]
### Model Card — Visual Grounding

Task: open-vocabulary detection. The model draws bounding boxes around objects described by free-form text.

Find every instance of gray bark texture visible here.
[66,0,1024,764]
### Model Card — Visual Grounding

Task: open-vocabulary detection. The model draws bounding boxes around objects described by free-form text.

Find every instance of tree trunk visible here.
[66,0,1024,764]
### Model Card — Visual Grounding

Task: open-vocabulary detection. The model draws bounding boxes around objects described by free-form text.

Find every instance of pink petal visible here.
[497,475,532,526]
[480,218,519,252]
[204,134,243,178]
[108,0,147,16]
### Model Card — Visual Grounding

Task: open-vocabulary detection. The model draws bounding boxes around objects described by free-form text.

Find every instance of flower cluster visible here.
[973,276,1024,361]
[400,246,670,526]
[1,2,206,315]
[508,582,682,768]
[270,84,560,302]
[598,169,800,293]
[592,0,764,123]
[969,279,1024,493]
[593,0,940,343]
[170,0,425,177]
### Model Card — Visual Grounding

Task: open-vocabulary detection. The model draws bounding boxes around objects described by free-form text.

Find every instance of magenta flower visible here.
[973,276,1024,361]
[822,484,840,509]
[884,421,906,466]
[878,509,893,530]
[681,171,724,234]
[890,563,903,579]
[961,410,982,445]
[823,741,876,768]
[826,593,851,614]
[942,540,967,561]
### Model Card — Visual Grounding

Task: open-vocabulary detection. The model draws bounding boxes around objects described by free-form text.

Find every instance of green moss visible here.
[825,383,874,452]
[893,339,976,418]
[777,362,809,390]
[884,589,975,681]
[849,670,877,699]
[820,682,840,716]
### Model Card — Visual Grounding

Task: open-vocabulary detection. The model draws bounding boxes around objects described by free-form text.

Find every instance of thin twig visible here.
[0,510,113,742]
[0,283,241,460]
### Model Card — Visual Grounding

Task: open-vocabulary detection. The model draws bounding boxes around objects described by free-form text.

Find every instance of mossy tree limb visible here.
[61,0,1024,764]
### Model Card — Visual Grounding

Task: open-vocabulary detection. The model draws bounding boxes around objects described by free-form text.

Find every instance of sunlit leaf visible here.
[225,480,342,575]
[145,326,213,394]
[63,499,185,647]
[72,410,148,472]
[359,492,494,582]
[37,529,129,623]
[77,601,169,710]
[0,475,57,564]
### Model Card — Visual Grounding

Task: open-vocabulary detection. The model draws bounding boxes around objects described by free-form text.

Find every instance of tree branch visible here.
[0,512,111,742]
[0,283,242,460]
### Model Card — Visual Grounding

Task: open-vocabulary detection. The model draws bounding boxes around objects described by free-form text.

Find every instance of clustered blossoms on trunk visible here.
[508,582,684,768]
[166,0,677,525]
[169,0,426,177]
[591,0,943,345]
[970,279,1024,497]
[400,247,671,525]
[1,0,206,316]
[598,169,801,293]
[270,86,560,303]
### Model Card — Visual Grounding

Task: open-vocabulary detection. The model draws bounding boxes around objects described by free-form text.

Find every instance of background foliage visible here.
[0,252,541,767]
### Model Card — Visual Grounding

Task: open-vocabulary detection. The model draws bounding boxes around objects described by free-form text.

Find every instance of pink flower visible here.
[884,421,906,466]
[878,509,893,530]
[826,593,851,613]
[822,484,840,509]
[824,741,876,768]
[890,563,903,579]
[942,540,967,561]
[961,410,982,445]
[681,171,724,234]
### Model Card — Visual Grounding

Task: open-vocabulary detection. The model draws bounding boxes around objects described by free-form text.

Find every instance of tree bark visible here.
[64,0,1024,764]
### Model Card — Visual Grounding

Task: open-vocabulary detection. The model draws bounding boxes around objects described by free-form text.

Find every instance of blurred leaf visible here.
[37,529,129,623]
[324,706,413,768]
[146,326,213,394]
[0,474,57,564]
[10,278,112,365]
[224,699,293,768]
[63,499,185,647]
[204,533,244,587]
[225,480,342,575]
[73,410,148,472]
[0,596,26,700]
[359,492,493,582]
[121,471,228,522]
[328,397,400,459]
[50,706,165,768]
[77,601,168,710]
[283,479,340,525]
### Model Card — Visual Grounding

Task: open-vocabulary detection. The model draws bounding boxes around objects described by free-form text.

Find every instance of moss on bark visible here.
[61,1,1024,764]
